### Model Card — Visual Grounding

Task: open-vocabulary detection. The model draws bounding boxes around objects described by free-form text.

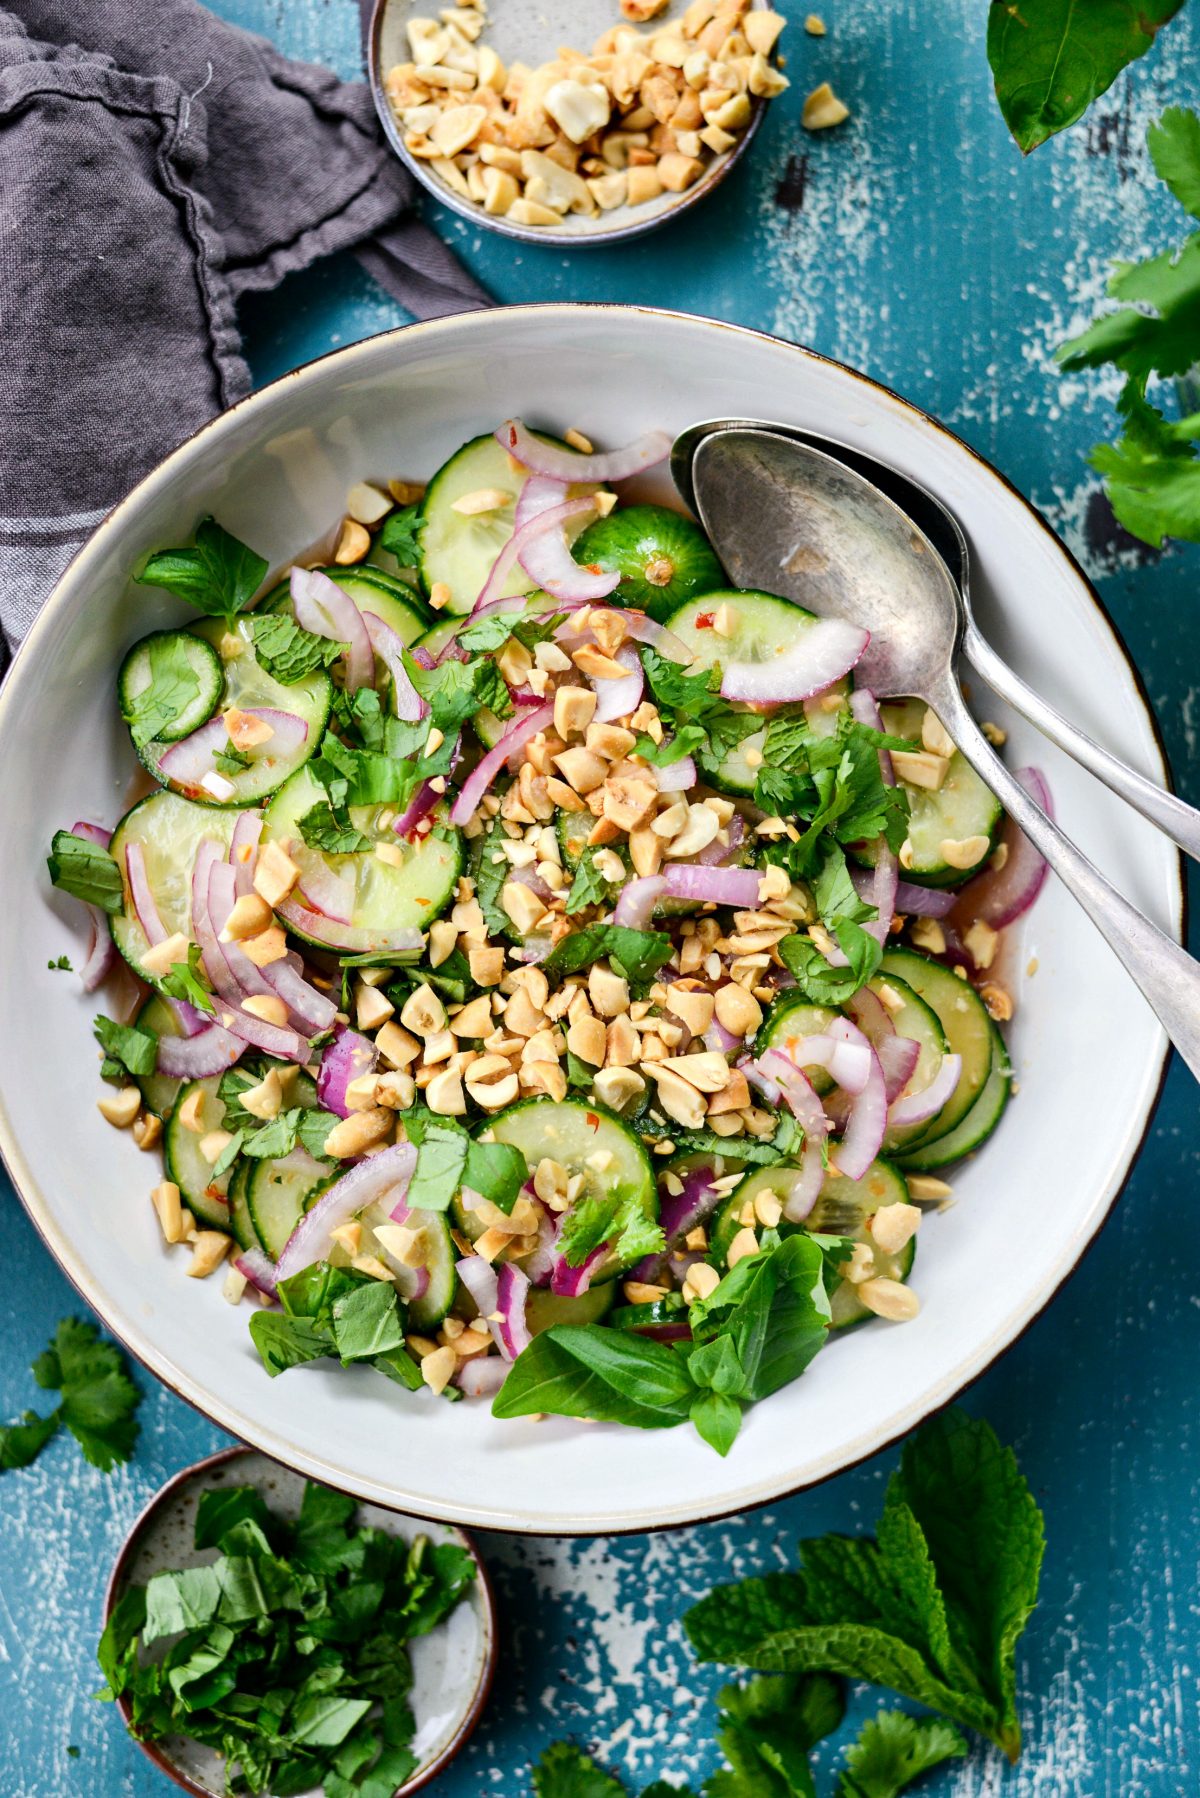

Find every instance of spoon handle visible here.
[963,622,1200,862]
[935,681,1200,1084]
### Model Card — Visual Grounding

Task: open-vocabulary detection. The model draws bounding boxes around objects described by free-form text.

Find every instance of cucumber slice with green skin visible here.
[109,792,236,989]
[133,992,189,1118]
[361,1202,458,1331]
[249,1153,334,1261]
[527,1283,616,1333]
[140,616,331,807]
[413,618,461,660]
[610,1295,687,1331]
[164,1077,236,1230]
[479,1098,658,1280]
[709,1157,914,1329]
[262,766,461,951]
[262,565,432,647]
[898,1023,1012,1170]
[228,1162,261,1254]
[879,947,996,1147]
[864,699,1002,886]
[119,630,223,746]
[420,431,597,615]
[757,998,841,1096]
[570,506,724,621]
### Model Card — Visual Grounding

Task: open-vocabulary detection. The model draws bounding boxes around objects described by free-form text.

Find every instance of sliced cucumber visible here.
[419,431,596,615]
[248,1151,332,1262]
[133,992,189,1119]
[898,1023,1012,1170]
[228,1162,261,1253]
[262,565,432,648]
[480,1098,658,1279]
[570,506,724,620]
[262,765,461,951]
[362,1203,458,1331]
[109,792,236,988]
[871,699,1002,886]
[164,1077,236,1230]
[879,947,996,1147]
[610,1294,687,1332]
[140,616,330,807]
[119,630,223,746]
[527,1283,616,1333]
[412,618,461,660]
[758,998,841,1096]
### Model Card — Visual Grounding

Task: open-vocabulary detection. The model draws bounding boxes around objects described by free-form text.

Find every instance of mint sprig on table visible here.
[536,1411,1040,1794]
[97,1478,476,1798]
[1059,107,1200,549]
[0,1318,141,1473]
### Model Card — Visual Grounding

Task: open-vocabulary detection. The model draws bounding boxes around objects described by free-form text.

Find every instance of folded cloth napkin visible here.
[0,0,490,658]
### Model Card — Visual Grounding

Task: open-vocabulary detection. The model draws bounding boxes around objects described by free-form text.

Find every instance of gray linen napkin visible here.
[0,0,490,657]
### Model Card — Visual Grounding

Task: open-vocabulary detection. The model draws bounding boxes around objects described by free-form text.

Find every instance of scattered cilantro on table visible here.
[1058,107,1200,548]
[96,1476,476,1798]
[0,1319,140,1473]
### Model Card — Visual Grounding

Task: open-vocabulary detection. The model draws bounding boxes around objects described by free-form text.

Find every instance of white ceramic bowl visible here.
[0,306,1179,1534]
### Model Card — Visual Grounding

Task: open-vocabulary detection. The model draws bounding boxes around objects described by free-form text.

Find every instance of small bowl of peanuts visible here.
[368,0,790,245]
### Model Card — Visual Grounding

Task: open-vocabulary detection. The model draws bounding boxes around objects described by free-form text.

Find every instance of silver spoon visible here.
[681,425,1200,1082]
[673,418,1200,861]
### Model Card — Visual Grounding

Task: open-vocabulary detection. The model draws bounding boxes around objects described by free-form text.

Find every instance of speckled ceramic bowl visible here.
[102,1448,497,1797]
[367,0,769,246]
[0,305,1180,1533]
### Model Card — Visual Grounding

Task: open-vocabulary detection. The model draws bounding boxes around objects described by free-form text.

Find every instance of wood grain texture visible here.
[2,1,1198,1792]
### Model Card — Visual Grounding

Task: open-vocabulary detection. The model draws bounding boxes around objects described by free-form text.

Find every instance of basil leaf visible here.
[689,1390,743,1458]
[47,830,124,914]
[544,924,673,984]
[565,846,614,915]
[688,1235,831,1404]
[136,517,268,617]
[493,1325,697,1429]
[463,1137,528,1214]
[93,1013,157,1079]
[330,1282,405,1363]
[404,1118,469,1213]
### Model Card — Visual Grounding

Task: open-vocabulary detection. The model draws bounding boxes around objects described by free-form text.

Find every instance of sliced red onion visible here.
[456,1355,508,1398]
[590,644,643,723]
[519,508,620,603]
[695,811,746,867]
[888,1052,962,1128]
[845,987,920,1103]
[317,1026,379,1118]
[473,497,597,613]
[79,910,117,992]
[951,766,1051,929]
[514,471,570,529]
[824,1019,887,1180]
[125,842,168,945]
[661,864,760,907]
[495,1262,533,1360]
[72,820,112,848]
[896,879,957,917]
[741,1054,781,1106]
[234,1249,278,1298]
[456,1254,499,1319]
[614,876,666,930]
[849,686,895,783]
[292,843,354,924]
[704,1018,740,1055]
[865,843,898,946]
[274,1143,417,1281]
[158,709,308,789]
[167,997,209,1037]
[449,702,553,826]
[364,612,426,721]
[393,781,439,839]
[550,1243,606,1299]
[632,1163,724,1282]
[497,419,671,485]
[391,1260,430,1308]
[210,858,331,1034]
[275,900,425,956]
[754,1051,830,1220]
[520,1203,559,1286]
[720,619,869,705]
[193,845,309,1060]
[229,813,263,898]
[654,748,697,792]
[613,611,693,661]
[290,565,373,691]
[155,1021,244,1078]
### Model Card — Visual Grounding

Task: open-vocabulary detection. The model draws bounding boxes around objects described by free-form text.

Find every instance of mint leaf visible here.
[122,634,203,748]
[47,830,124,914]
[297,800,373,855]
[685,1573,810,1665]
[1149,104,1200,218]
[407,651,512,736]
[136,516,268,617]
[544,925,673,985]
[836,1711,966,1798]
[247,612,345,684]
[565,846,616,915]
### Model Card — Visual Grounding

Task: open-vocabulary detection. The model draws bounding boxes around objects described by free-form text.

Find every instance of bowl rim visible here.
[365,0,767,248]
[0,302,1182,1534]
[101,1443,499,1798]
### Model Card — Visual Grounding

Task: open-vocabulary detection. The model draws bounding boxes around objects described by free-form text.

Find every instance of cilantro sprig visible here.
[1,1318,141,1473]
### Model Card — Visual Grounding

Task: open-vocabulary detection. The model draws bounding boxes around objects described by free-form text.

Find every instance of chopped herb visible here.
[135,517,268,618]
[1,1318,140,1474]
[93,1013,157,1081]
[837,1711,966,1798]
[47,830,124,914]
[159,942,215,1015]
[544,924,674,985]
[247,612,346,683]
[378,503,424,567]
[48,954,72,972]
[297,800,373,856]
[212,739,251,776]
[565,846,615,914]
[121,634,202,748]
[558,1194,664,1273]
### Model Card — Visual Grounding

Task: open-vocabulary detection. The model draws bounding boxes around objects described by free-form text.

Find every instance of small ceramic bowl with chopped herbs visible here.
[368,0,789,246]
[101,1447,497,1798]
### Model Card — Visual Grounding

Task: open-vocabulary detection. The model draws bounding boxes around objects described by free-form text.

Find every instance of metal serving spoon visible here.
[673,418,1200,862]
[679,425,1200,1082]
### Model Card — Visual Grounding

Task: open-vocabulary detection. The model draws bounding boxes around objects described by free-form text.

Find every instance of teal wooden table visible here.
[3,2,1198,1793]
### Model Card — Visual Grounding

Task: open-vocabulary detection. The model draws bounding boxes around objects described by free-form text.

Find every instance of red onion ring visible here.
[292,843,354,924]
[364,612,426,721]
[720,619,869,705]
[449,702,553,826]
[79,911,117,992]
[192,844,309,1060]
[155,1021,244,1078]
[472,496,597,614]
[496,419,671,484]
[125,842,168,946]
[274,900,424,956]
[845,986,920,1103]
[661,864,760,907]
[158,709,308,790]
[456,1355,508,1398]
[234,1249,278,1298]
[888,1051,962,1127]
[274,1143,416,1281]
[457,1254,499,1320]
[753,1051,830,1220]
[317,1026,379,1118]
[549,1243,606,1300]
[495,1262,533,1359]
[209,859,333,1035]
[653,749,697,792]
[632,1163,724,1282]
[290,565,373,691]
[613,876,666,930]
[229,813,263,898]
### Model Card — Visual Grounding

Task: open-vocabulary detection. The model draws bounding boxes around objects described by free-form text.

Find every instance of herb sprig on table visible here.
[0,1318,141,1473]
[97,1478,476,1798]
[535,1411,1043,1794]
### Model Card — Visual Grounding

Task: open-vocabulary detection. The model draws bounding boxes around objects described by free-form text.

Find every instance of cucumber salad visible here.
[47,419,1049,1455]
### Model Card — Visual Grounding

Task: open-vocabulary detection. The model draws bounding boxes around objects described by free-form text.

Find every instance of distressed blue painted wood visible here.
[2,2,1198,1793]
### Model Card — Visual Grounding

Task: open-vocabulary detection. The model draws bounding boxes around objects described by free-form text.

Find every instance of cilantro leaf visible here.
[47,829,124,914]
[212,738,251,775]
[48,954,73,971]
[378,504,424,566]
[544,925,674,985]
[158,941,214,1014]
[93,1013,158,1080]
[0,1409,60,1470]
[407,651,512,736]
[533,1741,627,1798]
[247,612,346,684]
[121,634,203,748]
[7,1318,142,1473]
[558,1193,664,1272]
[136,517,268,617]
[836,1711,966,1798]
[705,1671,843,1797]
[297,800,373,855]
